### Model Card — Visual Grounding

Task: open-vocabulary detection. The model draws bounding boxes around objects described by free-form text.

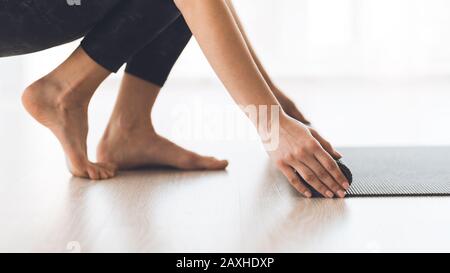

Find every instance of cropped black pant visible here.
[0,0,192,86]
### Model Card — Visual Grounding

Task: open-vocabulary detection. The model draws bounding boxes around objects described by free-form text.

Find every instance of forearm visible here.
[224,0,276,89]
[175,0,280,111]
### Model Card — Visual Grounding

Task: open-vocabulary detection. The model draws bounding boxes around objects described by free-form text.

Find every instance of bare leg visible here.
[174,0,349,198]
[224,0,310,124]
[97,73,228,170]
[22,47,117,180]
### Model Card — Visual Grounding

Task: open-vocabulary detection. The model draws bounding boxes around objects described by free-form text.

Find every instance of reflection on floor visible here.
[1,78,450,252]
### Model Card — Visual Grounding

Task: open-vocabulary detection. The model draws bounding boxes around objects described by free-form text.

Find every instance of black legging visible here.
[0,0,192,86]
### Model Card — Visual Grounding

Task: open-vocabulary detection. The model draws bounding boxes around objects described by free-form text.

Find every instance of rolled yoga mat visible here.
[338,147,450,197]
[298,147,450,197]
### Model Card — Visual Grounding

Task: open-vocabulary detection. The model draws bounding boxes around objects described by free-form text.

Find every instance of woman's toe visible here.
[87,165,101,180]
[99,169,110,180]
[98,162,118,177]
[198,157,228,170]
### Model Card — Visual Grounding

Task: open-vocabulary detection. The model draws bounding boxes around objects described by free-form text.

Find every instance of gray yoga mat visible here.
[340,146,450,197]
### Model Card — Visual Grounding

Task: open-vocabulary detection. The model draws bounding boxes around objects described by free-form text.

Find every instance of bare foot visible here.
[22,77,117,180]
[97,125,229,171]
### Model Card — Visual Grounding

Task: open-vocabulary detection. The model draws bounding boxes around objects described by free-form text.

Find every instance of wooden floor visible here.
[2,78,450,252]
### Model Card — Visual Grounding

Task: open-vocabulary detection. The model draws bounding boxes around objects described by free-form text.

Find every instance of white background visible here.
[2,0,450,92]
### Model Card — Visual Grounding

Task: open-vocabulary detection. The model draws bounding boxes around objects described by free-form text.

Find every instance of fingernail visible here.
[337,190,346,198]
[304,191,312,198]
[326,191,334,198]
[342,182,350,190]
[336,151,343,158]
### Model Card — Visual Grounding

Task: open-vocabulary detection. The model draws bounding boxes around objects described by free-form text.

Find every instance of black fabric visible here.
[79,0,182,73]
[0,0,192,86]
[125,16,192,87]
[0,0,120,57]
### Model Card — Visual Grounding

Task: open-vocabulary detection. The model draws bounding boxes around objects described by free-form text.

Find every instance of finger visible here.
[288,160,334,198]
[301,156,347,198]
[310,129,342,159]
[315,149,351,190]
[278,163,312,198]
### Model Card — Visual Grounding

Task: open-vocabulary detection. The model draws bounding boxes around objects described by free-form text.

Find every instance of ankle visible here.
[106,114,156,136]
[39,75,89,110]
[56,89,89,110]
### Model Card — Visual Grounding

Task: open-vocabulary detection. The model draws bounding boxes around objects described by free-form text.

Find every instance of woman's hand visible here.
[267,114,350,198]
[174,0,346,197]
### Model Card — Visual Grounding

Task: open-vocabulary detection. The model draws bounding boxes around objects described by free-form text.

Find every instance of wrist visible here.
[278,112,295,133]
[253,107,289,137]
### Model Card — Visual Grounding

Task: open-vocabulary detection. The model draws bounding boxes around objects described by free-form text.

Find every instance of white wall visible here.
[2,0,450,90]
[173,0,450,79]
